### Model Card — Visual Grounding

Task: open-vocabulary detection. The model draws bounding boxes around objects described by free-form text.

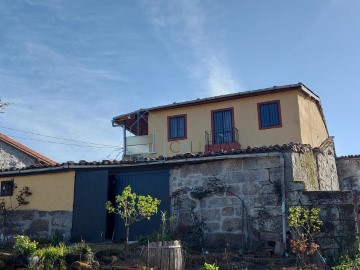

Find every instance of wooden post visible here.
[147,239,149,269]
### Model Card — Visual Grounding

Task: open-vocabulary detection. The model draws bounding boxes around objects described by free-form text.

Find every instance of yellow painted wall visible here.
[0,171,75,211]
[297,92,329,147]
[148,90,307,157]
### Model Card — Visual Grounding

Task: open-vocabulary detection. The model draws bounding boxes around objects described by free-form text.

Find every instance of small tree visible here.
[105,185,160,246]
[288,206,323,266]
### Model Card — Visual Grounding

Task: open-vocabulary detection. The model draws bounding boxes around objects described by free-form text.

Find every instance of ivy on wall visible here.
[0,183,32,243]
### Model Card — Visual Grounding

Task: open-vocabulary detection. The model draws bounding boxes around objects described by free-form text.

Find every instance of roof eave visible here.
[112,83,309,122]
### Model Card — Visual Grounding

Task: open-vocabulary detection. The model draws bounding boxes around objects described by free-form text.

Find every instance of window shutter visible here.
[259,101,280,128]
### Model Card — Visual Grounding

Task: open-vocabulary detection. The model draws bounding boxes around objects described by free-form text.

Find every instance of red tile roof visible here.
[0,133,57,165]
[0,142,313,174]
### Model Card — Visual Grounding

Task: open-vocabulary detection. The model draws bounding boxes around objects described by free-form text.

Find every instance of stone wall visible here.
[0,210,72,242]
[170,152,299,249]
[314,137,339,191]
[291,137,339,191]
[290,191,357,257]
[291,151,319,191]
[0,141,37,169]
[337,157,360,191]
[169,150,352,255]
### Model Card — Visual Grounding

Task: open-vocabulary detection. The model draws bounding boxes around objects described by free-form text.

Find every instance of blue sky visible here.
[0,0,359,162]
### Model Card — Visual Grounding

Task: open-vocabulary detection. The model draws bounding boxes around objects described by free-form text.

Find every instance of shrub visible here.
[332,254,360,270]
[14,235,93,269]
[288,206,322,266]
[51,231,64,246]
[35,243,70,270]
[14,235,38,256]
[201,262,219,270]
[73,240,91,254]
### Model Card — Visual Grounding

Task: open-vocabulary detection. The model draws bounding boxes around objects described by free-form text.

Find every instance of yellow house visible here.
[0,170,75,241]
[112,83,329,159]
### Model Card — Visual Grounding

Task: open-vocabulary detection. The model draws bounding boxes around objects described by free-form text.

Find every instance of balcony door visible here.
[212,109,233,144]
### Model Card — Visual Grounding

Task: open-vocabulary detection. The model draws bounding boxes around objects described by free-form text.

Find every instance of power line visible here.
[5,134,123,149]
[106,148,124,159]
[0,125,121,148]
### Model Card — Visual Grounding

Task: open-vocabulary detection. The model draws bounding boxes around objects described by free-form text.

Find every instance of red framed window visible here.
[257,100,282,129]
[168,114,187,141]
[212,108,234,144]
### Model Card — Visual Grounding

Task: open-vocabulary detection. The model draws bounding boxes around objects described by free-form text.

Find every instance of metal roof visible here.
[112,82,320,124]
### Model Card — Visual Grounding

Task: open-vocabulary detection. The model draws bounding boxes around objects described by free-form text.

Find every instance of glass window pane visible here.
[169,116,185,139]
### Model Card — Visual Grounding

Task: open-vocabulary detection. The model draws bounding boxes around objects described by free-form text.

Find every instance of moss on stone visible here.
[301,152,317,189]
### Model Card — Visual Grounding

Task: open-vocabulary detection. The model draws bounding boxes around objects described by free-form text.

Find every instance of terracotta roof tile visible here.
[0,133,57,165]
[0,142,314,173]
[337,155,360,159]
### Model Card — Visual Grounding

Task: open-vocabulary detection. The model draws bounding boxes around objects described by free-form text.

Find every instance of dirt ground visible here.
[89,243,321,270]
[0,243,324,270]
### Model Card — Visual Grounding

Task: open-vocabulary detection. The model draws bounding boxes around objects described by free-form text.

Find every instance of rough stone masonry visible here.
[169,139,356,256]
[0,141,38,170]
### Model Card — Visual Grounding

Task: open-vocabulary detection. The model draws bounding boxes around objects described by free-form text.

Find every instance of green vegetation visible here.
[332,236,360,269]
[201,262,219,270]
[160,210,175,241]
[288,206,322,266]
[34,243,70,270]
[14,235,38,256]
[332,254,360,270]
[51,231,64,246]
[105,185,160,245]
[73,239,91,254]
[0,186,32,242]
[14,234,92,270]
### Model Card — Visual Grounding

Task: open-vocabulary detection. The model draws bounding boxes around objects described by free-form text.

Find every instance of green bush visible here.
[13,235,94,269]
[51,231,64,246]
[136,232,161,245]
[35,243,70,270]
[73,240,91,254]
[201,262,219,270]
[14,235,38,256]
[332,254,360,270]
[288,206,322,266]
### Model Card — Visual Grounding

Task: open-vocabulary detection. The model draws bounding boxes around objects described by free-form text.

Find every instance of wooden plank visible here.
[148,240,184,270]
[160,246,169,270]
[156,241,162,268]
[169,244,174,270]
[148,242,157,267]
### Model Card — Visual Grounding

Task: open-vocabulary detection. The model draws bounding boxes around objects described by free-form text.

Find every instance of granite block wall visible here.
[170,148,351,255]
[291,191,357,257]
[337,157,360,191]
[0,210,72,243]
[170,153,294,248]
[0,141,38,169]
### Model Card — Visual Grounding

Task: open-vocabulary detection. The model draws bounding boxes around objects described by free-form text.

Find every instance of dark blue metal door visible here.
[113,170,170,241]
[72,170,108,242]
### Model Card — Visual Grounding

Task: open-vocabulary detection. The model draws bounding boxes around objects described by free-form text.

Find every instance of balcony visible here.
[205,127,241,152]
[125,134,155,158]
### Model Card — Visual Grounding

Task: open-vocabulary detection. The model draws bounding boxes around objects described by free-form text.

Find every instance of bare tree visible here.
[0,99,10,112]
